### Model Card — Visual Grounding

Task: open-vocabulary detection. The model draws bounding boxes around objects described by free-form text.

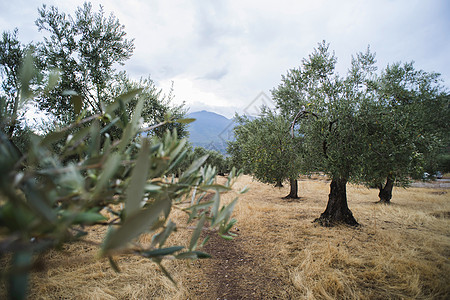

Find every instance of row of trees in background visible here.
[228,110,304,199]
[229,42,449,226]
[188,146,231,176]
[0,3,241,300]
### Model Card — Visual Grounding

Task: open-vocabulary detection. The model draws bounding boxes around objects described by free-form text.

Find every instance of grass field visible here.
[6,175,449,299]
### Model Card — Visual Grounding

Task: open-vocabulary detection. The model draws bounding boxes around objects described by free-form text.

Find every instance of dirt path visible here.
[187,234,284,299]
[185,234,289,299]
[184,211,290,299]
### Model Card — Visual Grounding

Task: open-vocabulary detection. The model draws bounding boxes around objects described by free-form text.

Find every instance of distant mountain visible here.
[187,110,236,154]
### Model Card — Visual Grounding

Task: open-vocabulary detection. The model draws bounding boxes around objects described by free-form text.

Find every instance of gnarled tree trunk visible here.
[378,175,394,203]
[283,178,299,199]
[314,178,358,226]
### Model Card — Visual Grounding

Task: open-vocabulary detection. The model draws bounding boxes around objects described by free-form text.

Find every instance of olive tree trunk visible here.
[283,178,299,199]
[378,175,394,203]
[314,178,358,226]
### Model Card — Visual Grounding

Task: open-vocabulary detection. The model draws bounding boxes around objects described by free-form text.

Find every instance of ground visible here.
[411,178,450,188]
[180,176,450,299]
[6,175,449,299]
[181,192,291,299]
[185,234,287,299]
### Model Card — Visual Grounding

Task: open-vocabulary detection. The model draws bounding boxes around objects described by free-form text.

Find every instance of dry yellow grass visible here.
[231,176,450,299]
[2,175,449,299]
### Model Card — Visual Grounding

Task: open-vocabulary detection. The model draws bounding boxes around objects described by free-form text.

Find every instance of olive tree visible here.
[0,29,42,151]
[228,109,304,199]
[35,2,133,122]
[34,2,188,138]
[272,42,381,225]
[357,62,449,203]
[273,41,449,221]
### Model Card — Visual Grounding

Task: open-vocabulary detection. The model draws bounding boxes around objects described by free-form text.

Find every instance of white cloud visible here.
[1,0,449,118]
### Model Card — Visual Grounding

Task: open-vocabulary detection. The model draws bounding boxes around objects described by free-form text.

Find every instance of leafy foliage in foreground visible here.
[190,146,230,176]
[0,3,239,300]
[0,72,242,299]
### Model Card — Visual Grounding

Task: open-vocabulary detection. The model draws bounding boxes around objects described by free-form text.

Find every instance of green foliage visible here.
[189,146,230,176]
[273,41,449,207]
[358,62,449,186]
[0,29,23,104]
[0,29,41,142]
[35,2,134,120]
[436,152,450,173]
[272,42,449,186]
[272,42,372,182]
[32,2,188,139]
[228,109,303,187]
[107,73,189,140]
[0,54,241,300]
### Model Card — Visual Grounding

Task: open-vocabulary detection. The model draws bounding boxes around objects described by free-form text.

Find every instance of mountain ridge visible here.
[187,110,236,153]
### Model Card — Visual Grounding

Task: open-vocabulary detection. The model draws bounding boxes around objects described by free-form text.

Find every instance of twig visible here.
[290,109,318,138]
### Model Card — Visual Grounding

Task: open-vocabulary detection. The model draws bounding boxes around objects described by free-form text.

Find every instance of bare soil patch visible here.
[185,234,286,299]
[182,191,291,299]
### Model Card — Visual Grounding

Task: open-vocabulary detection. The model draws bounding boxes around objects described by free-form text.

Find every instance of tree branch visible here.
[322,119,337,159]
[290,108,318,138]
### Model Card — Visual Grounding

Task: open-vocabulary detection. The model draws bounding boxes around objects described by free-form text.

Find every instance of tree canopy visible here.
[358,61,449,202]
[272,41,449,223]
[0,29,39,141]
[0,2,188,142]
[272,42,376,225]
[35,2,134,121]
[228,109,304,198]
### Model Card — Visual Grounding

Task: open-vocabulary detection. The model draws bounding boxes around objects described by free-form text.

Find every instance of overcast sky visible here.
[1,0,449,118]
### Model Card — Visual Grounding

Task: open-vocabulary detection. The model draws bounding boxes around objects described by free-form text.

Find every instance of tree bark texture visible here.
[378,175,394,203]
[314,178,358,226]
[283,178,299,199]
